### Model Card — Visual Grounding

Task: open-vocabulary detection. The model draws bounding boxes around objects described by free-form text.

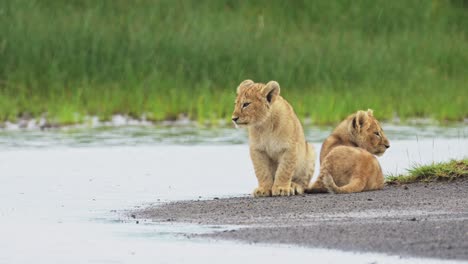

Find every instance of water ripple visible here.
[0,124,466,149]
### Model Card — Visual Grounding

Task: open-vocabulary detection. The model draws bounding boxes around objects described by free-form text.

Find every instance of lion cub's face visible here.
[231,80,280,127]
[351,109,390,156]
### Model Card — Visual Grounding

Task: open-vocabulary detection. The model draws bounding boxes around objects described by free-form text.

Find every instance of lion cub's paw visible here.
[272,185,293,196]
[291,182,305,195]
[253,187,272,198]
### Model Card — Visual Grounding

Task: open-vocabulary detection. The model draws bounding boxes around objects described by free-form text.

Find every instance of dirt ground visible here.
[135,179,468,260]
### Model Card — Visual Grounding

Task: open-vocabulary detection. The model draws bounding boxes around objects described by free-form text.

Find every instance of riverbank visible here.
[135,178,468,260]
[387,159,468,184]
[1,112,467,132]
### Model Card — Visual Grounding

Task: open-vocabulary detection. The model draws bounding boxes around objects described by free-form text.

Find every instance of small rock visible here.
[409,217,417,221]
[213,197,219,200]
[367,198,373,201]
[136,220,139,224]
[130,214,136,219]
[403,186,409,190]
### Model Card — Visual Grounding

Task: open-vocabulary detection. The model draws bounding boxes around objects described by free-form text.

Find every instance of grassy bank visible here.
[0,0,467,125]
[386,159,468,184]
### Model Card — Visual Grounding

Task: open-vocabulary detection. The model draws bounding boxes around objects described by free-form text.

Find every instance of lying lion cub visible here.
[308,109,390,194]
[232,80,316,197]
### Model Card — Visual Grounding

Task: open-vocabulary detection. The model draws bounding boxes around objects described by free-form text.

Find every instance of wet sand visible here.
[136,179,468,260]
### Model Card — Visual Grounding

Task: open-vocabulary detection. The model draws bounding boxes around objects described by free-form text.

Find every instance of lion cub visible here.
[232,80,316,197]
[308,109,390,194]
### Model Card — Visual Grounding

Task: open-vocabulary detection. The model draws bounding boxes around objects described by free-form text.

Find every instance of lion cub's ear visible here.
[237,79,254,94]
[352,110,369,133]
[262,81,280,104]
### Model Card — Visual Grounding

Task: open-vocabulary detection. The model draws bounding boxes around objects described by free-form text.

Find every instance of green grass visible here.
[0,0,467,125]
[386,159,468,184]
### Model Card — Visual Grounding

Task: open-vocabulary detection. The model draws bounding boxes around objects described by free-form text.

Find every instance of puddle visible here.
[0,125,467,263]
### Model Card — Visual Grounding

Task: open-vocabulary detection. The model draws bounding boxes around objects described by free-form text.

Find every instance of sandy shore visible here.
[135,179,468,260]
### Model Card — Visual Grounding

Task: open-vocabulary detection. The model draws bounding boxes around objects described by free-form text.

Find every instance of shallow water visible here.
[0,125,467,264]
[0,123,465,148]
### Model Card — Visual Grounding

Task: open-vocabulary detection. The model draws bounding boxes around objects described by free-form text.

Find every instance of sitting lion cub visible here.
[308,109,390,194]
[231,80,316,197]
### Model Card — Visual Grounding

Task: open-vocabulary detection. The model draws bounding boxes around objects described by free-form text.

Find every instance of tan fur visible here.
[307,109,390,194]
[232,80,316,197]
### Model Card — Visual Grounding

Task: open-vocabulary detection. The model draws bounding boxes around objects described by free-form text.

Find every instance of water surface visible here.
[0,124,466,264]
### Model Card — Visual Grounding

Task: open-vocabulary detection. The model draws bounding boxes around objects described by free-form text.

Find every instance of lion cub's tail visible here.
[322,173,366,194]
[322,173,340,193]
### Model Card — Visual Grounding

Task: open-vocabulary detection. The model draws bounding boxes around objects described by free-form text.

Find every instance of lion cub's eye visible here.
[374,132,380,137]
[242,102,251,108]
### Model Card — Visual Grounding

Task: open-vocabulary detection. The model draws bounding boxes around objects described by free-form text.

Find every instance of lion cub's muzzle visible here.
[231,116,245,128]
[232,116,248,125]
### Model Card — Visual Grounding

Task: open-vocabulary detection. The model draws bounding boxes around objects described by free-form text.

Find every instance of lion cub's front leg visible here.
[272,151,297,196]
[250,149,274,197]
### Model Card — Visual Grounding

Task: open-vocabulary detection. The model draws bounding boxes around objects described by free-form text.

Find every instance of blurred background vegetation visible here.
[0,0,467,125]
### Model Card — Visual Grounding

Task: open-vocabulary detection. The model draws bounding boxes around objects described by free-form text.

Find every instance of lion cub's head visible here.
[231,79,280,127]
[348,109,390,156]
